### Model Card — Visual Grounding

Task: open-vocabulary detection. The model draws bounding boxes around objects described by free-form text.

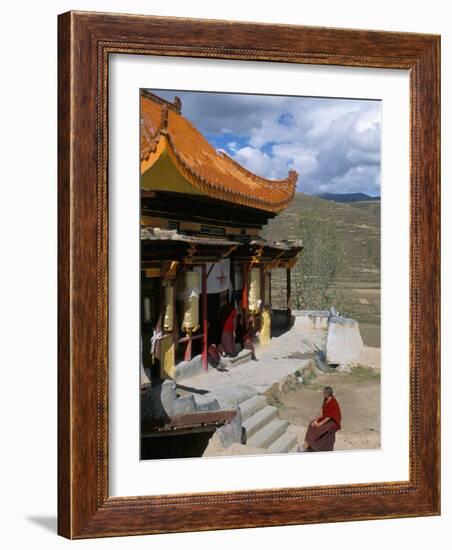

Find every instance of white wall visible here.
[0,1,450,548]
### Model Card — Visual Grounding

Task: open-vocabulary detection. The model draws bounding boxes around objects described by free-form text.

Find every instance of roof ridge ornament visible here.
[142,89,181,112]
[160,106,169,134]
[173,96,182,113]
[287,169,298,186]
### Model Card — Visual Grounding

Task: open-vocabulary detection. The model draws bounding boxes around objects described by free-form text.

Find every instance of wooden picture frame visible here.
[58,11,440,539]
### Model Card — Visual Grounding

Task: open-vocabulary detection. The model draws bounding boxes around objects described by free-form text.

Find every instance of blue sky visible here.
[149,89,381,197]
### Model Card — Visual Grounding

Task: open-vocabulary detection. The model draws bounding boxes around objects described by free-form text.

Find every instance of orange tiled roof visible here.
[140,91,298,213]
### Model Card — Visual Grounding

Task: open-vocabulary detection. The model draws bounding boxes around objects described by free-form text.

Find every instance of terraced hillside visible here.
[262,193,381,346]
[350,199,381,219]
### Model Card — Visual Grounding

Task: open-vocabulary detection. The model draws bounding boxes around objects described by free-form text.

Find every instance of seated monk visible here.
[207,344,221,368]
[303,386,341,452]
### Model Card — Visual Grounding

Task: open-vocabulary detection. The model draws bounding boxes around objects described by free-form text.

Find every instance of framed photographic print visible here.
[58,11,440,538]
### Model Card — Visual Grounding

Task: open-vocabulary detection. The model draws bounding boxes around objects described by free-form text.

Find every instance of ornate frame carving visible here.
[58,11,440,538]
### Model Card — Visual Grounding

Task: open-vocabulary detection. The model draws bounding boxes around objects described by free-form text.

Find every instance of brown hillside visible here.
[262,193,381,344]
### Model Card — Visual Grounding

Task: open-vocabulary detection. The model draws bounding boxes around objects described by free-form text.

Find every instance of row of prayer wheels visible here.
[160,268,266,334]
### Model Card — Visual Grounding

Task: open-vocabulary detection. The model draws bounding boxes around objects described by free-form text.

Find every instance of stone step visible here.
[242,406,278,440]
[211,384,258,409]
[193,394,220,412]
[174,354,204,382]
[247,418,289,449]
[267,432,298,454]
[239,395,268,422]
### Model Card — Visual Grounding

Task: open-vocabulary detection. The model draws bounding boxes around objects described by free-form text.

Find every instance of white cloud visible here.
[271,143,318,176]
[150,89,381,196]
[233,146,289,180]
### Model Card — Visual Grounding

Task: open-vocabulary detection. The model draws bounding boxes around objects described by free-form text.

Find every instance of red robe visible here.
[223,308,237,333]
[221,307,237,355]
[319,396,341,431]
[304,396,342,452]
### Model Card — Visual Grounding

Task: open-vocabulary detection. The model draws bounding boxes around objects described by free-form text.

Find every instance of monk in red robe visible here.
[303,386,341,452]
[220,303,237,357]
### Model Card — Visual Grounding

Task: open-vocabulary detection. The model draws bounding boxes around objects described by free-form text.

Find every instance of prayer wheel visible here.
[143,296,151,323]
[248,268,261,313]
[163,285,174,331]
[259,307,271,346]
[178,271,200,332]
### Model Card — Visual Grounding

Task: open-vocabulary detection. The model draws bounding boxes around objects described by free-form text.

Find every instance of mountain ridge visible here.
[314,192,380,203]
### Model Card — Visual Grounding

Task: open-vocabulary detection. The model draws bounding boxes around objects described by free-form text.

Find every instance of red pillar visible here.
[201,263,208,371]
[242,262,249,323]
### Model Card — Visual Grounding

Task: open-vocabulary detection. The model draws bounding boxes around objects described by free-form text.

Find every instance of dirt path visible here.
[275,368,380,451]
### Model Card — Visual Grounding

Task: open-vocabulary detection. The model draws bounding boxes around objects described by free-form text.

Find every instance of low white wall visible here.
[326,317,365,367]
[293,310,330,330]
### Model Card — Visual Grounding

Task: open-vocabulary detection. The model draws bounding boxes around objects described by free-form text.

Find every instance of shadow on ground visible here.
[26,516,57,533]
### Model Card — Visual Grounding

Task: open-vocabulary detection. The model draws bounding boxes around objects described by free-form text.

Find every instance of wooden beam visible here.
[141,190,156,198]
[161,260,178,278]
[141,409,237,434]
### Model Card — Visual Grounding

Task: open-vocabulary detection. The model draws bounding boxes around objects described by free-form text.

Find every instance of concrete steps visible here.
[267,432,298,454]
[238,394,299,453]
[247,418,289,449]
[212,384,258,410]
[239,395,268,421]
[242,405,278,439]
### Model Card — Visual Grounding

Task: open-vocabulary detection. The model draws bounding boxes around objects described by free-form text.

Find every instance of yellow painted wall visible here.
[141,149,203,196]
[160,335,175,379]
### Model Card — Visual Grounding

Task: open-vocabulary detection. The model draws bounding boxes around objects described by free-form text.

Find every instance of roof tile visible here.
[141,92,298,212]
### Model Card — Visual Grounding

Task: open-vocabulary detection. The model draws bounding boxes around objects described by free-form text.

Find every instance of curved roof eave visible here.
[140,95,299,213]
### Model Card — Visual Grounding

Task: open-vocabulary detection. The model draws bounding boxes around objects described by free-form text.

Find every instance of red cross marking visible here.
[216,269,227,287]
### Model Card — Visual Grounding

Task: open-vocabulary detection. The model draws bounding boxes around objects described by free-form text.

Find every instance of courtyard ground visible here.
[176,316,380,456]
[276,367,381,451]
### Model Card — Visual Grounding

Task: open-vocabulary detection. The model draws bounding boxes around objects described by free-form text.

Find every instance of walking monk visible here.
[303,386,341,452]
[220,302,237,357]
